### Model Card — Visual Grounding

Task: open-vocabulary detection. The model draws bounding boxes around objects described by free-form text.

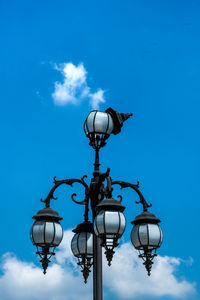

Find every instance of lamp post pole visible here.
[93,231,103,300]
[30,108,163,300]
[92,149,103,300]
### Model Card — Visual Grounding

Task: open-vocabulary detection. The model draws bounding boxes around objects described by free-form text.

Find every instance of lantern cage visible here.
[131,211,163,275]
[84,110,114,149]
[94,198,126,266]
[71,221,93,283]
[30,207,63,274]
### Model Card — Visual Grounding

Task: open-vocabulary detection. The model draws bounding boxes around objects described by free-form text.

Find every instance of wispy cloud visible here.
[52,63,105,109]
[0,230,195,300]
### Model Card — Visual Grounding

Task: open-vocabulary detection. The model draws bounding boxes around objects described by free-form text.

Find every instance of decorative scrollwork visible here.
[117,195,123,202]
[40,176,89,208]
[111,180,152,212]
[81,175,88,184]
[36,246,55,274]
[138,250,157,276]
[71,193,87,205]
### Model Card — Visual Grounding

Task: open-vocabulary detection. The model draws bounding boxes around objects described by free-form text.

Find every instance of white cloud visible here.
[52,62,105,109]
[104,243,196,299]
[89,89,105,110]
[0,256,92,300]
[0,231,195,300]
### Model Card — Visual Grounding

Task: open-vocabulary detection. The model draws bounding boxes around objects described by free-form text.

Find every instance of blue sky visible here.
[0,0,199,299]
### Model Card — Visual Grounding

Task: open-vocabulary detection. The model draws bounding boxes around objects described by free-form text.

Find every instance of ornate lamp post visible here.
[30,107,163,300]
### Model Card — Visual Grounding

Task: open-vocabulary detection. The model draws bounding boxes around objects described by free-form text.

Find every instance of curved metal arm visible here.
[41,175,89,208]
[111,180,152,212]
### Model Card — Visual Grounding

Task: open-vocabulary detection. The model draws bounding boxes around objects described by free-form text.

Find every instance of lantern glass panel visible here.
[32,221,45,244]
[78,232,87,253]
[71,234,79,256]
[45,222,54,244]
[54,223,63,246]
[148,224,162,247]
[139,224,148,245]
[105,211,120,234]
[95,211,104,234]
[86,111,96,132]
[119,212,126,235]
[86,233,93,257]
[148,224,161,246]
[94,112,109,133]
[131,225,140,248]
[159,228,163,247]
[84,123,88,134]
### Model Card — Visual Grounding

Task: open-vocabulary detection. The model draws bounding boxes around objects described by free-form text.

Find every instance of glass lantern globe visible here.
[131,211,163,275]
[94,198,126,266]
[84,110,114,149]
[30,207,63,273]
[71,221,93,283]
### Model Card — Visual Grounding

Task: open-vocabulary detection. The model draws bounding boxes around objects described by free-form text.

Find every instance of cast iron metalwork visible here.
[111,180,152,212]
[106,107,133,135]
[36,176,90,277]
[72,221,93,283]
[36,158,157,276]
[31,107,163,300]
[111,180,161,275]
[138,250,157,276]
[36,246,55,274]
[40,176,89,208]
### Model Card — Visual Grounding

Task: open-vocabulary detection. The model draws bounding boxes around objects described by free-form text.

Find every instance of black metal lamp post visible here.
[30,107,163,300]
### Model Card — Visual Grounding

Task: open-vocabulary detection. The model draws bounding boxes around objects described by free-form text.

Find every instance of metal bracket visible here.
[111,180,152,212]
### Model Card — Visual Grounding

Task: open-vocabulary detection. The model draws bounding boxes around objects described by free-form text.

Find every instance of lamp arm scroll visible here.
[40,175,89,208]
[111,180,152,212]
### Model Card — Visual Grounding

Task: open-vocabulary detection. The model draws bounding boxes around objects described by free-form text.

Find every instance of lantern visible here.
[131,211,163,275]
[84,110,114,149]
[71,221,93,283]
[30,207,63,273]
[94,198,126,265]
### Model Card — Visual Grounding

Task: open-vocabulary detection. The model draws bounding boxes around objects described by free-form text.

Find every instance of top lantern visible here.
[84,111,114,149]
[84,108,133,149]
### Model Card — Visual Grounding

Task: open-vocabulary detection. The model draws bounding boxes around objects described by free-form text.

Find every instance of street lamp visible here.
[94,197,126,266]
[71,221,93,283]
[30,107,163,300]
[30,207,63,274]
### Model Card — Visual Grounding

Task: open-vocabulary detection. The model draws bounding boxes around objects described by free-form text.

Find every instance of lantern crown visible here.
[132,211,161,225]
[32,207,63,221]
[72,221,93,233]
[96,198,125,213]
